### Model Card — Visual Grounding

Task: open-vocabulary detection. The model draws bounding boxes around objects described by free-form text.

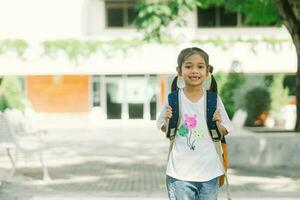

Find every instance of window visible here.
[197,7,217,27]
[197,6,238,27]
[17,76,26,98]
[220,7,237,26]
[92,75,101,107]
[197,5,277,27]
[105,0,137,28]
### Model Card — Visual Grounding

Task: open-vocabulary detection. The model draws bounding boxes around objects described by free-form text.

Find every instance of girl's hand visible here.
[213,109,221,122]
[165,105,173,120]
[213,109,229,136]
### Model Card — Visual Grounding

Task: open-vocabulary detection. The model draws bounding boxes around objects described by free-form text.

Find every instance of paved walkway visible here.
[0,120,300,200]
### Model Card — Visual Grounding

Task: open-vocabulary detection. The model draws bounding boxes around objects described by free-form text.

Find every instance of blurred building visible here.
[0,0,297,120]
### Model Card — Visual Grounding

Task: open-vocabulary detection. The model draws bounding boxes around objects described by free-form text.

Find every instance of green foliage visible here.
[264,75,273,87]
[268,74,289,112]
[134,0,211,42]
[214,72,227,92]
[283,75,296,96]
[0,77,25,112]
[197,0,224,8]
[219,72,245,119]
[244,87,271,126]
[135,0,281,41]
[100,39,146,57]
[42,40,102,65]
[0,37,289,63]
[0,39,28,59]
[134,1,180,42]
[42,39,146,64]
[225,0,281,26]
[192,37,289,51]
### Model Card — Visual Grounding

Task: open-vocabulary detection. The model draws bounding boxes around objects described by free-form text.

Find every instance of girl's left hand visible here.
[213,109,221,122]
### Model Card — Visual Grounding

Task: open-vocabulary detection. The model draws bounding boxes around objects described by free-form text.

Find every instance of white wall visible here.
[82,0,104,35]
[0,0,85,38]
[0,0,297,75]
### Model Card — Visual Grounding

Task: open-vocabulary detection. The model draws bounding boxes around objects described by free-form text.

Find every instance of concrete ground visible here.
[0,119,300,200]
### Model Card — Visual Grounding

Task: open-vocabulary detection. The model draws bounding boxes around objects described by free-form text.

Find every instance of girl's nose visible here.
[191,69,199,74]
[191,67,199,73]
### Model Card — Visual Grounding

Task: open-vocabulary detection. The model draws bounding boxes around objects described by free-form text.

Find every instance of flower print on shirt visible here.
[177,114,197,150]
[178,124,188,137]
[177,114,208,150]
[184,114,197,129]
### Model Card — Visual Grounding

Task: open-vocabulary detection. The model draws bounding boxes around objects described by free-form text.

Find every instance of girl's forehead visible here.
[184,53,206,63]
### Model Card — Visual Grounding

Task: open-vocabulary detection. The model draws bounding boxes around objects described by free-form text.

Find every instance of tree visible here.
[220,73,245,119]
[135,0,300,131]
[0,76,25,111]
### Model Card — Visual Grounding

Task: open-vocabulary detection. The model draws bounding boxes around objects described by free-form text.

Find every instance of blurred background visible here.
[0,0,297,131]
[0,0,299,199]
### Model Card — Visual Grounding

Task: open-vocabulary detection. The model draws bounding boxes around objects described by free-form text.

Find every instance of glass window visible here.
[197,7,217,27]
[107,8,124,27]
[106,75,122,119]
[128,7,138,25]
[127,75,145,119]
[149,75,159,120]
[197,6,238,27]
[92,75,101,107]
[105,0,137,28]
[17,76,26,97]
[220,7,237,26]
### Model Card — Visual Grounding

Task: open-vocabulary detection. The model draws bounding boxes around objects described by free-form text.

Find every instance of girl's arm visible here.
[214,95,235,135]
[213,109,229,136]
[216,120,229,136]
[156,102,172,133]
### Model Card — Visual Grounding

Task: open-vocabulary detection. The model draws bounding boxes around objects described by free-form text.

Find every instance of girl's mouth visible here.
[188,76,200,81]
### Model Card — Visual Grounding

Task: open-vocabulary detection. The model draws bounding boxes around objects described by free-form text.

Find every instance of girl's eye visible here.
[198,65,205,69]
[185,65,191,68]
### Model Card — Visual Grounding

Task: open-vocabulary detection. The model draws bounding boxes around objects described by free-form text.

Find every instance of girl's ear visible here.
[176,67,182,76]
[205,66,209,76]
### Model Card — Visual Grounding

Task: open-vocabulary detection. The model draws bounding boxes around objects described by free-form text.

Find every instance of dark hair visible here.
[171,47,218,93]
[177,47,209,68]
[171,76,178,92]
[208,65,218,93]
[210,75,218,93]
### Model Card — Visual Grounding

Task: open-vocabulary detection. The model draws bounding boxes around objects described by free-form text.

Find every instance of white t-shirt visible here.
[157,89,234,182]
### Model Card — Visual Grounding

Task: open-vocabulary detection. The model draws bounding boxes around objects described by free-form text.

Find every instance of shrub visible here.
[218,72,245,119]
[244,87,271,126]
[268,74,289,112]
[0,76,25,111]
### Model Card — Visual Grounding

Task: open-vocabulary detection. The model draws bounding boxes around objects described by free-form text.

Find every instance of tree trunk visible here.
[274,0,300,131]
[296,51,300,131]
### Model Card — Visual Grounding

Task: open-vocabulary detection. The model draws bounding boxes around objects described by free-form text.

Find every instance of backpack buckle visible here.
[211,129,220,141]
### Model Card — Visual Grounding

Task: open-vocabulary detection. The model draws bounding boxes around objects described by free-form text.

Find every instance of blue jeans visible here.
[166,175,219,200]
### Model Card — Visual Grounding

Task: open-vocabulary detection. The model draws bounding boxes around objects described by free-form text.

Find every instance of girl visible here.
[157,47,234,200]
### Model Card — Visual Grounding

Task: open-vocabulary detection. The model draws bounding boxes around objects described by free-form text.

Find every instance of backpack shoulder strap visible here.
[206,90,226,143]
[166,89,180,139]
[206,90,231,199]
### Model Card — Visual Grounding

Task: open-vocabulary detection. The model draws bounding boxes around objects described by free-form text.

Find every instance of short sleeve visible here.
[217,95,234,134]
[156,100,169,130]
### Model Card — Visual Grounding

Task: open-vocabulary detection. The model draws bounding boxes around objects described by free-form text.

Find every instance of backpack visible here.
[166,89,231,199]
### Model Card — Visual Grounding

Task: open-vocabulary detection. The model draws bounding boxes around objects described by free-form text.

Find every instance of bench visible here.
[0,109,51,181]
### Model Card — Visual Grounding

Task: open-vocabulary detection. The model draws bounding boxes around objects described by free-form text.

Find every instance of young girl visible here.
[157,47,234,200]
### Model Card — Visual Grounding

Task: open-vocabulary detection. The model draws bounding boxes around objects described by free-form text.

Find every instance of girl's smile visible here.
[188,75,201,81]
[177,54,208,87]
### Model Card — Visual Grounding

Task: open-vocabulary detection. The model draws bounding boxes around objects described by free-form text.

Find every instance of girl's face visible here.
[177,53,208,88]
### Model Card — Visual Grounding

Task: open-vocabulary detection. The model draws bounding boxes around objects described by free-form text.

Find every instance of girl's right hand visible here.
[165,105,173,120]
